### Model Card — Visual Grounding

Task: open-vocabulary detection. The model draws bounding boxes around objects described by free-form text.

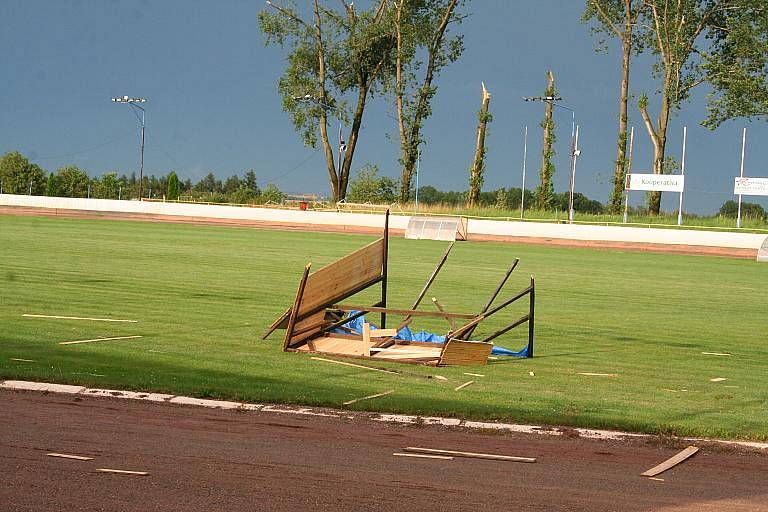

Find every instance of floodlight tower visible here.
[112,95,147,200]
[522,95,579,223]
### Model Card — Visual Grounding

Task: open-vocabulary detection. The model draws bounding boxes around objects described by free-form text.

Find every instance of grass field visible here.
[1,214,766,441]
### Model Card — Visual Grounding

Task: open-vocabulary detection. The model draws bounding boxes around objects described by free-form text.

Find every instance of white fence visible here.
[1,194,765,251]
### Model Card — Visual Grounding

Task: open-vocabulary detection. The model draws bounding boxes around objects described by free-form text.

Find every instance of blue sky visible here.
[2,0,766,214]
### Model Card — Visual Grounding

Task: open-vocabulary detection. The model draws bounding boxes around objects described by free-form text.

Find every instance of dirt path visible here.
[0,205,756,259]
[1,390,766,511]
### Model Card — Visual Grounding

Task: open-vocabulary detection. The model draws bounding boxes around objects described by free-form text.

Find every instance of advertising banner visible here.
[734,177,768,197]
[626,174,685,193]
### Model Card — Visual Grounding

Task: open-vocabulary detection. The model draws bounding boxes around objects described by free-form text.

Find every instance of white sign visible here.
[734,177,768,197]
[626,174,685,193]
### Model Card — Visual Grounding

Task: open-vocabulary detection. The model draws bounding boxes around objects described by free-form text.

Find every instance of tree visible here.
[167,171,180,200]
[347,164,397,204]
[244,170,260,194]
[93,172,120,199]
[54,165,89,198]
[636,0,768,215]
[195,172,221,193]
[223,175,242,194]
[466,82,492,207]
[393,0,465,202]
[259,0,396,201]
[0,151,46,195]
[536,72,557,210]
[583,0,645,214]
[702,0,768,127]
[260,183,285,204]
[719,200,766,220]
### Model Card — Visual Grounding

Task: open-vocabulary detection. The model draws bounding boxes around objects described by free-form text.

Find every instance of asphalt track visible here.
[2,390,767,511]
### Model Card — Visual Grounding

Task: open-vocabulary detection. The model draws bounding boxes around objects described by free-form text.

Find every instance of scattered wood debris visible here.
[641,446,699,477]
[47,453,93,461]
[702,352,731,357]
[432,375,448,381]
[23,314,138,323]
[709,378,727,382]
[454,381,474,391]
[577,372,618,377]
[96,468,149,476]
[310,357,399,374]
[393,452,453,460]
[463,372,485,377]
[528,371,535,376]
[10,358,35,363]
[648,477,665,482]
[404,447,536,463]
[343,390,394,406]
[60,335,143,346]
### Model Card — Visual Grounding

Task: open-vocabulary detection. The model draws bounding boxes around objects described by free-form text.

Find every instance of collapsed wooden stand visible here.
[262,211,535,366]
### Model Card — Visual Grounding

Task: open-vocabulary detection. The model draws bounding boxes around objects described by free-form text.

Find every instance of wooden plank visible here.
[369,328,398,338]
[362,323,371,356]
[577,372,618,377]
[641,446,699,477]
[464,372,485,377]
[24,314,138,323]
[47,453,94,461]
[342,390,394,406]
[431,298,458,329]
[310,357,399,374]
[404,447,536,463]
[96,468,149,476]
[439,340,493,367]
[393,453,453,460]
[10,358,36,362]
[261,308,291,339]
[283,264,311,351]
[298,239,385,317]
[333,304,475,319]
[454,380,474,391]
[702,352,731,356]
[60,335,143,346]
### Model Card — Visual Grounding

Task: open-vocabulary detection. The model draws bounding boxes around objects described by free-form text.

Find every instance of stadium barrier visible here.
[1,193,765,252]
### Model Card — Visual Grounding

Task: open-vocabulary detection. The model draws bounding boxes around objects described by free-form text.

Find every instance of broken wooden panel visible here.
[438,340,493,366]
[298,238,385,319]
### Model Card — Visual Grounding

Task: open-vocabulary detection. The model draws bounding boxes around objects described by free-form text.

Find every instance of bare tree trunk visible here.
[312,0,339,201]
[536,71,556,210]
[467,83,491,207]
[608,0,634,214]
[638,84,670,216]
[338,84,369,199]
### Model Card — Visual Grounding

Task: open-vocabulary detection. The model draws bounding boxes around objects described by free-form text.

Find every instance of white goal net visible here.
[758,236,768,263]
[405,216,468,242]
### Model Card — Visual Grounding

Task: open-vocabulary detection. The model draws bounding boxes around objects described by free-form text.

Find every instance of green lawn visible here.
[1,214,766,441]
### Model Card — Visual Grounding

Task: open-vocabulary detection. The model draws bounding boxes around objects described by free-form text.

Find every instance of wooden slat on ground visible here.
[47,453,94,461]
[23,314,138,323]
[641,446,699,477]
[439,341,493,366]
[342,390,394,406]
[404,447,536,463]
[60,335,143,346]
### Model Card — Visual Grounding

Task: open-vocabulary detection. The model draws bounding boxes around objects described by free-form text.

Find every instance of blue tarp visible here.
[334,311,529,358]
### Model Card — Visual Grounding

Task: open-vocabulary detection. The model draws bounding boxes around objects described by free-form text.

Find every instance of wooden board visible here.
[60,335,143,345]
[297,239,385,318]
[404,447,536,463]
[438,340,493,366]
[641,446,699,477]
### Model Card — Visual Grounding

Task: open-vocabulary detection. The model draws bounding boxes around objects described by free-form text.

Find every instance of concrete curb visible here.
[2,379,766,451]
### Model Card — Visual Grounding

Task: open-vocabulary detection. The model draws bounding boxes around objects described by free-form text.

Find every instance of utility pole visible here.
[112,96,147,200]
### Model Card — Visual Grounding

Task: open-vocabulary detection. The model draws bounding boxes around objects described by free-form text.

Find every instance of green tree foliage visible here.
[0,151,46,195]
[467,83,492,207]
[167,171,180,200]
[393,0,466,202]
[536,72,557,210]
[637,0,768,215]
[259,0,398,201]
[53,165,89,198]
[719,200,766,220]
[260,183,286,204]
[244,170,260,194]
[45,174,57,197]
[347,164,397,204]
[93,172,120,199]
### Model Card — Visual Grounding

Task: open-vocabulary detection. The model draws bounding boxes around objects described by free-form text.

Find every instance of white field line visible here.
[2,379,767,452]
[60,335,143,346]
[23,314,138,323]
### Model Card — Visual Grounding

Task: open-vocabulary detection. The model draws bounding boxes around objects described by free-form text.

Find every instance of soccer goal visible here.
[405,216,468,242]
[758,236,768,263]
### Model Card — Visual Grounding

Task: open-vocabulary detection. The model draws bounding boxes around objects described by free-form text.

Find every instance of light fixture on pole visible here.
[112,95,147,200]
[522,95,577,222]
